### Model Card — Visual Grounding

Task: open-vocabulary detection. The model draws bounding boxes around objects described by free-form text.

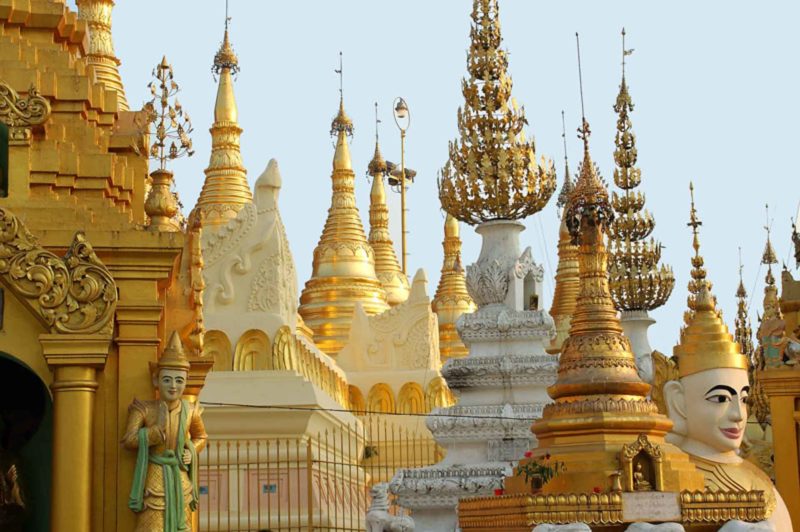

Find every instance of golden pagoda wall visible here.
[0,3,210,532]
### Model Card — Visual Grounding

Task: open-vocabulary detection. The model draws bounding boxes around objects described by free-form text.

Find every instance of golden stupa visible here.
[366,121,410,306]
[547,114,580,354]
[431,214,475,361]
[195,26,253,227]
[298,97,390,355]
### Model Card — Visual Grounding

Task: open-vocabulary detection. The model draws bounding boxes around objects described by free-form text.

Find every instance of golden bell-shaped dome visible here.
[298,98,389,356]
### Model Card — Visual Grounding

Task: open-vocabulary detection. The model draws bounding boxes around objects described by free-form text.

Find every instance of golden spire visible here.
[368,103,409,306]
[547,111,579,354]
[761,204,780,310]
[735,248,755,361]
[196,12,252,227]
[298,66,389,356]
[76,0,129,111]
[432,214,476,362]
[607,28,674,313]
[672,187,747,377]
[683,182,710,325]
[438,0,556,225]
[528,37,704,497]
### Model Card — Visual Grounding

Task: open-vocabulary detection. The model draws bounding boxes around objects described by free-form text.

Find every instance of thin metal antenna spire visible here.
[225,0,230,31]
[561,110,568,165]
[335,51,343,101]
[738,246,744,281]
[374,101,381,143]
[575,33,591,150]
[575,32,586,123]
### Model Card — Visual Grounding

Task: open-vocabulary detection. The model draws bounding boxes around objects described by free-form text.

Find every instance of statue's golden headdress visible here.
[673,285,748,377]
[151,331,191,375]
[672,184,748,378]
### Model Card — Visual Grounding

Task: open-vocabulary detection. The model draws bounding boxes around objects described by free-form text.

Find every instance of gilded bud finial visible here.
[367,102,388,176]
[607,28,674,313]
[685,182,710,316]
[438,0,556,225]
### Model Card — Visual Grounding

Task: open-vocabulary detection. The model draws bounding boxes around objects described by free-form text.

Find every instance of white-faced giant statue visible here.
[663,286,792,531]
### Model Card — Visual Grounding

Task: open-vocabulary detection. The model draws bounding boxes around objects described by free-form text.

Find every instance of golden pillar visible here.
[41,333,111,532]
[757,368,800,530]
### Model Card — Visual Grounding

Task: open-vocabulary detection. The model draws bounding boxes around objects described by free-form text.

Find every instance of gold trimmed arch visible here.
[204,330,232,371]
[398,382,425,414]
[272,326,296,370]
[233,329,270,371]
[367,383,395,414]
[426,376,454,411]
[348,385,365,414]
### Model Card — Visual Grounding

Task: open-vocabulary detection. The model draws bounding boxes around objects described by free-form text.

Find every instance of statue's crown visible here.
[672,285,748,377]
[154,331,191,373]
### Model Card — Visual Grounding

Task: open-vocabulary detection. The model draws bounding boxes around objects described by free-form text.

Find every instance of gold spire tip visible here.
[212,1,239,77]
[330,52,354,137]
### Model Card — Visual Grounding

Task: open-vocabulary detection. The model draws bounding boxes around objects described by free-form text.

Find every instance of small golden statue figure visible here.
[122,332,207,531]
[632,463,652,491]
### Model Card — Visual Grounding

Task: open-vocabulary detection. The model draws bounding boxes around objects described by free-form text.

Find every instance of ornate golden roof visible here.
[367,136,409,306]
[735,254,755,362]
[607,30,674,312]
[438,0,555,225]
[196,25,252,227]
[432,214,476,362]
[76,0,129,111]
[673,187,747,378]
[298,97,389,355]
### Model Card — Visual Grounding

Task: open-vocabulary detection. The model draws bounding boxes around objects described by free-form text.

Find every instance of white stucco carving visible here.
[202,159,298,344]
[390,219,557,531]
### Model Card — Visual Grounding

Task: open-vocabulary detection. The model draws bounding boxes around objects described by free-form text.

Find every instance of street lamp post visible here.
[392,97,410,275]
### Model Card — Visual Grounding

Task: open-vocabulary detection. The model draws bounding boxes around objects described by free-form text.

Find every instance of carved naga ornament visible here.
[0,81,51,145]
[0,208,117,334]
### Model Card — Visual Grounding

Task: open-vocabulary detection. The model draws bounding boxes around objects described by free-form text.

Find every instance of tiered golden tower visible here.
[438,0,555,225]
[431,214,475,361]
[298,98,389,355]
[607,31,674,315]
[367,126,409,306]
[547,114,579,354]
[523,121,702,494]
[196,25,253,227]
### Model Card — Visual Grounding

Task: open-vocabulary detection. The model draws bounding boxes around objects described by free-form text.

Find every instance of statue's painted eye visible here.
[705,394,731,404]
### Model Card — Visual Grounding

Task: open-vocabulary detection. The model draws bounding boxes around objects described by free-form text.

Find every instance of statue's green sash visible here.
[128,399,199,532]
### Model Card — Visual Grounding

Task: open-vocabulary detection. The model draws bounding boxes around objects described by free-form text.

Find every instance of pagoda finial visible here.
[331,52,354,138]
[212,0,239,78]
[438,0,555,225]
[607,28,674,313]
[196,2,252,227]
[555,110,574,211]
[685,182,710,318]
[368,102,387,175]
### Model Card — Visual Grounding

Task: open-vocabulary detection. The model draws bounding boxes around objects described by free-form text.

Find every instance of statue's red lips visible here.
[720,427,742,439]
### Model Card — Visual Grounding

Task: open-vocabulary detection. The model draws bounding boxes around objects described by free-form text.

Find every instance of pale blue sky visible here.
[93,0,800,355]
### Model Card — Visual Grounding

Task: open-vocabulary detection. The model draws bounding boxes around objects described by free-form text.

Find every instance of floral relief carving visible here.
[0,208,117,334]
[466,258,508,306]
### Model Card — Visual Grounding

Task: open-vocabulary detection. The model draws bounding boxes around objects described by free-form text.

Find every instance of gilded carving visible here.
[0,208,116,334]
[619,434,664,492]
[0,82,51,145]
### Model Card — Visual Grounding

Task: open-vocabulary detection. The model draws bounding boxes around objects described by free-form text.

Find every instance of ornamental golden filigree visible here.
[438,0,555,225]
[144,57,194,170]
[0,208,117,334]
[607,35,674,312]
[0,81,51,144]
